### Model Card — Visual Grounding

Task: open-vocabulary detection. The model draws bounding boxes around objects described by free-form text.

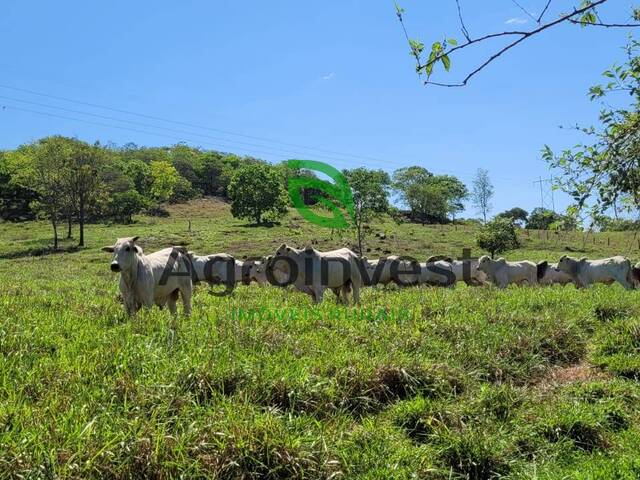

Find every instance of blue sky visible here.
[0,1,636,218]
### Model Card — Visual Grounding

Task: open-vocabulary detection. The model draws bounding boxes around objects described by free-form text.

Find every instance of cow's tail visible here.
[537,261,549,282]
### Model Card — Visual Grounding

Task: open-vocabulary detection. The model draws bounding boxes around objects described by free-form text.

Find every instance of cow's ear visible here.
[304,245,313,253]
[497,258,506,263]
[538,261,548,268]
[101,246,114,253]
[132,236,139,243]
[579,257,588,263]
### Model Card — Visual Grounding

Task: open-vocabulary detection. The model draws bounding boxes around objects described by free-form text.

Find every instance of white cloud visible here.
[322,72,335,81]
[505,17,528,25]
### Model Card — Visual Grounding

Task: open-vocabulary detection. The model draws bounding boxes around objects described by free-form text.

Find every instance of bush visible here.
[476,217,520,258]
[108,190,147,224]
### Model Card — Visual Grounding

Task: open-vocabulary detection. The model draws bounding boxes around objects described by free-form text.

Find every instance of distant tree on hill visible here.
[404,182,449,225]
[108,190,147,224]
[471,169,493,223]
[344,167,391,255]
[526,208,559,230]
[393,167,467,223]
[525,208,578,231]
[228,163,289,225]
[476,217,520,258]
[149,160,182,203]
[496,207,528,227]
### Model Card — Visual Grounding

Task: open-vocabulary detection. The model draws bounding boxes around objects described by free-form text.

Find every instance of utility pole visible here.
[533,176,556,212]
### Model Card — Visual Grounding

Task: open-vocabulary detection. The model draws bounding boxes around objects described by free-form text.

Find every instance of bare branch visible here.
[537,0,553,24]
[455,0,471,41]
[567,19,640,27]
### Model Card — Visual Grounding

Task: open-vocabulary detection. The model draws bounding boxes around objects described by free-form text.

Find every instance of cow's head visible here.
[275,243,294,256]
[557,254,574,273]
[101,236,140,273]
[477,255,492,272]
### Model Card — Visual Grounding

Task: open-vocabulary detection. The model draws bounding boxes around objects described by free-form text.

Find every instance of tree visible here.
[393,167,468,223]
[66,141,106,246]
[471,168,493,222]
[496,207,528,226]
[228,163,289,225]
[343,168,391,255]
[545,36,640,223]
[430,174,468,220]
[149,160,182,202]
[0,151,38,221]
[109,190,147,224]
[6,137,73,249]
[395,1,640,87]
[476,217,520,258]
[404,182,449,224]
[526,208,560,230]
[392,166,433,194]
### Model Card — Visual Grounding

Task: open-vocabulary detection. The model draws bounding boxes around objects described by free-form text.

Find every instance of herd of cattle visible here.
[102,236,640,316]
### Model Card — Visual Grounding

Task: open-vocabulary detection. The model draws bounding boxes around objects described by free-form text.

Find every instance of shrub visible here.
[476,217,520,258]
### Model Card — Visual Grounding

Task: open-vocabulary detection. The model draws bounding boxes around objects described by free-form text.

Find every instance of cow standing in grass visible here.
[272,244,362,305]
[536,261,573,286]
[477,255,537,289]
[187,252,258,293]
[102,237,192,316]
[557,255,636,290]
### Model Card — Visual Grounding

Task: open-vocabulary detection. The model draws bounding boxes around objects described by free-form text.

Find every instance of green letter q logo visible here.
[286,160,354,229]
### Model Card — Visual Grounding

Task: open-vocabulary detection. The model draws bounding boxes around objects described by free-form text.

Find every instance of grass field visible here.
[2,198,640,479]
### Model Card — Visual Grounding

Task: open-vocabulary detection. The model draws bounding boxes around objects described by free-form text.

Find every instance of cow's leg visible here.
[331,287,342,304]
[314,287,325,304]
[351,282,360,305]
[181,286,192,316]
[616,274,634,290]
[167,289,179,316]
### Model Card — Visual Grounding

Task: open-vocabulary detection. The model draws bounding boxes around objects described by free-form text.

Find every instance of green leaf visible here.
[441,54,451,71]
[447,38,458,46]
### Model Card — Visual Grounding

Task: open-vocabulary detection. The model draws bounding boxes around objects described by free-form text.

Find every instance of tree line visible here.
[0,137,263,248]
[0,136,497,251]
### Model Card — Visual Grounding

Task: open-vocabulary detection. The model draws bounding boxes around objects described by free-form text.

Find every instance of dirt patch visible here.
[534,362,610,392]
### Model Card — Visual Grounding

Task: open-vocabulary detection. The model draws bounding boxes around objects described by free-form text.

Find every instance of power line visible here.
[0,95,378,164]
[508,0,538,23]
[0,83,393,165]
[0,85,529,184]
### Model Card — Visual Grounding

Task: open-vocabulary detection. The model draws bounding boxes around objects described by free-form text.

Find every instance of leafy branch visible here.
[396,0,640,87]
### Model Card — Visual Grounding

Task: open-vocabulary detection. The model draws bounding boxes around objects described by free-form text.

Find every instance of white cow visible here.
[102,237,192,316]
[187,252,250,293]
[425,259,488,286]
[246,256,290,285]
[477,255,537,289]
[536,261,573,286]
[363,256,422,286]
[272,244,362,304]
[557,255,636,290]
